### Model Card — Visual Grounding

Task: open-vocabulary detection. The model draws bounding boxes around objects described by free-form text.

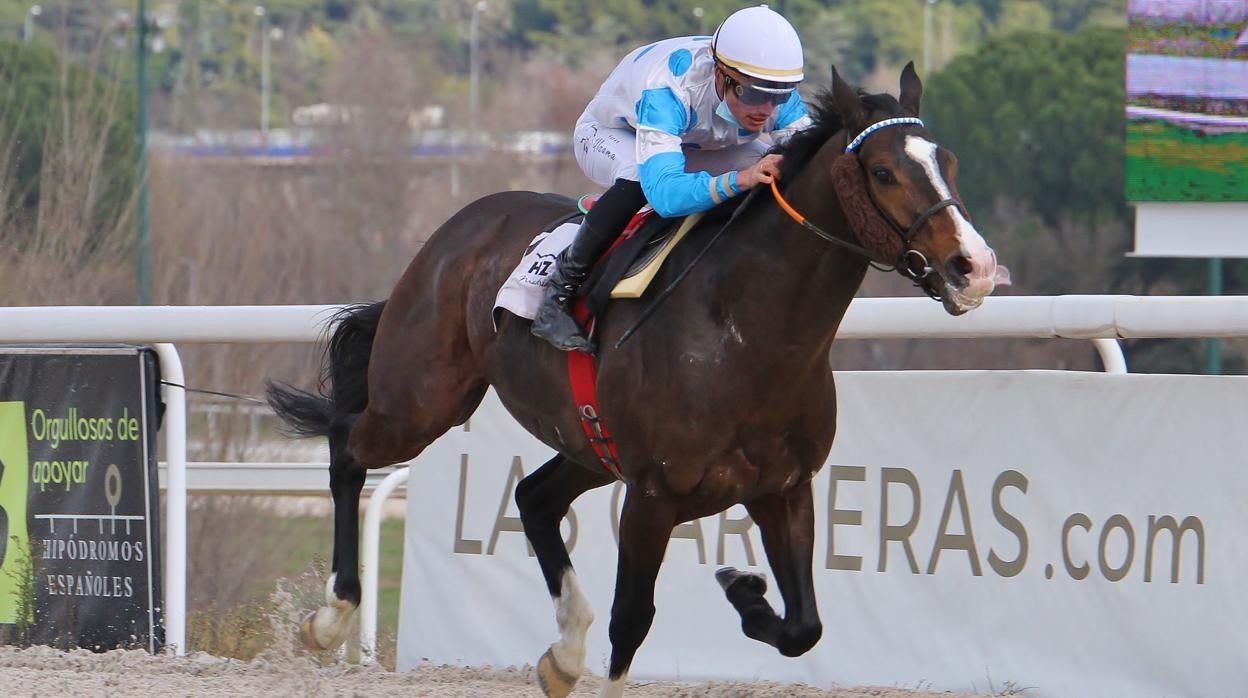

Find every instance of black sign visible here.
[0,346,163,652]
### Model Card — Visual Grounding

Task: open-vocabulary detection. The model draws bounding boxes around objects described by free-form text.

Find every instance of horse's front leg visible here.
[598,489,677,698]
[717,480,822,657]
[302,414,364,651]
[516,455,615,698]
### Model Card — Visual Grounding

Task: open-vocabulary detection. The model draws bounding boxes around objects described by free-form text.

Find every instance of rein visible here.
[770,179,961,279]
[770,118,966,294]
[615,118,965,349]
[613,187,763,349]
[769,179,880,262]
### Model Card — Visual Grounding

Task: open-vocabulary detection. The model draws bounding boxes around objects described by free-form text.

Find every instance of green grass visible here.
[1126,120,1248,201]
[1128,21,1244,57]
[268,515,408,639]
[376,519,406,637]
[186,506,407,666]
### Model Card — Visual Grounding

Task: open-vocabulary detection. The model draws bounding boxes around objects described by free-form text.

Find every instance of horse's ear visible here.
[899,61,922,116]
[831,65,865,130]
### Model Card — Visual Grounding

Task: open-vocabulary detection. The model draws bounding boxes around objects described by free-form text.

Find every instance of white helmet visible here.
[711,5,804,84]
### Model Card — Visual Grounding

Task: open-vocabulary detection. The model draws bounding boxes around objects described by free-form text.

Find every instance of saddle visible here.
[498,193,707,334]
[541,194,702,322]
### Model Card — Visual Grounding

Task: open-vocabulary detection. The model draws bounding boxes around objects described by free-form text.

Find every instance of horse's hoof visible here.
[536,647,579,698]
[300,610,328,651]
[715,567,767,596]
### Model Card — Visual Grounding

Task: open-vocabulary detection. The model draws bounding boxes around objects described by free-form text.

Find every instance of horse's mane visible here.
[775,88,904,182]
[699,86,903,221]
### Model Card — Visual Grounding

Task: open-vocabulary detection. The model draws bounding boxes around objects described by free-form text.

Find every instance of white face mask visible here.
[715,98,741,127]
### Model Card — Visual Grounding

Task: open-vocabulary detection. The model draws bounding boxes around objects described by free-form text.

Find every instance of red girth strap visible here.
[566,300,622,479]
[560,207,655,479]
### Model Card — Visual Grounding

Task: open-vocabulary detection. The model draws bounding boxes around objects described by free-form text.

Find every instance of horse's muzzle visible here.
[937,248,1009,315]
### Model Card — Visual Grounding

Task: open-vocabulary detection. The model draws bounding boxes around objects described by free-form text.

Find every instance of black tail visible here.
[266,301,387,438]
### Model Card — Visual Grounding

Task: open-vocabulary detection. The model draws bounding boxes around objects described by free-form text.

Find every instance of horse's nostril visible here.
[946,254,973,279]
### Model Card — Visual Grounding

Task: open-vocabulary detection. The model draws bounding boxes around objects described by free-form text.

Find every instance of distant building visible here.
[291,103,445,129]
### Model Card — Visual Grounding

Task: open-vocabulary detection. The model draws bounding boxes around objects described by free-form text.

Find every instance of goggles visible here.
[725,75,794,107]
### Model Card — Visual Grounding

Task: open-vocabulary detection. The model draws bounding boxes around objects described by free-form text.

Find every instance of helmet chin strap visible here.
[714,63,727,100]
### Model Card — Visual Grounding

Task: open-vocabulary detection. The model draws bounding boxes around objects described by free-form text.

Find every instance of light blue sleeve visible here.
[637,152,740,218]
[635,87,740,218]
[771,91,813,144]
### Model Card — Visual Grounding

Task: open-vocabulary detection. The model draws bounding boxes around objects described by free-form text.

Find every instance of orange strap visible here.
[770,179,806,225]
[767,178,884,263]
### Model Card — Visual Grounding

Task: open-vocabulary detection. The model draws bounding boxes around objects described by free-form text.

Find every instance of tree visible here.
[509,0,827,57]
[924,27,1126,225]
[1039,0,1122,32]
[924,26,1243,373]
[922,27,1129,300]
[0,39,137,246]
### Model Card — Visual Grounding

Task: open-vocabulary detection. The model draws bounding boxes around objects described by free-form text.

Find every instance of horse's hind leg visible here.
[717,480,823,657]
[515,455,615,698]
[303,380,488,653]
[301,412,365,651]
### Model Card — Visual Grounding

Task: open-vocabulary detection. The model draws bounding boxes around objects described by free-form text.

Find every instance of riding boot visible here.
[531,178,647,353]
[530,217,617,352]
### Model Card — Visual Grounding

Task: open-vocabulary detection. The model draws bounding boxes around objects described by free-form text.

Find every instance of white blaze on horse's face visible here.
[903,135,999,311]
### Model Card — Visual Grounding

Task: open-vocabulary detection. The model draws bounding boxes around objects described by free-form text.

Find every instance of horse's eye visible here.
[872,167,895,184]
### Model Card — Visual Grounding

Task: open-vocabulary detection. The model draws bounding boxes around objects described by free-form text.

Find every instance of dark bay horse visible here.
[267,64,1002,697]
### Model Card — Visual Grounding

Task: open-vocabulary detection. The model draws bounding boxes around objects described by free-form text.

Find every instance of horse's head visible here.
[829,63,1007,315]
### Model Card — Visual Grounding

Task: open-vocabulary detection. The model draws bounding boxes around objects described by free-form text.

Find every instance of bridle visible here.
[616,117,964,348]
[770,116,965,299]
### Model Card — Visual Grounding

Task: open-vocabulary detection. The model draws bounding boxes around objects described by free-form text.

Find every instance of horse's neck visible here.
[718,136,869,358]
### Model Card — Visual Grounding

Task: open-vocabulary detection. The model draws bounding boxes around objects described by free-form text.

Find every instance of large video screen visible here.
[1127,0,1248,201]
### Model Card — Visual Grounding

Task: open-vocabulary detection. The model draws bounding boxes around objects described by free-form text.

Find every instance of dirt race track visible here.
[0,581,996,697]
[0,645,992,698]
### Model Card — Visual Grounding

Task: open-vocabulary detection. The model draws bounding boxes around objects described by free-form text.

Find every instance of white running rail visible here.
[2,296,1246,343]
[359,467,411,662]
[3,295,1247,656]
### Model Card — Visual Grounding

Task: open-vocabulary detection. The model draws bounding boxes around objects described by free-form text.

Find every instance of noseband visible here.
[894,197,964,296]
[771,116,965,299]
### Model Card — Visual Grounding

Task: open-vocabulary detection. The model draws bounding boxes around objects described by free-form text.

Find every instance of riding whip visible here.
[614,186,762,349]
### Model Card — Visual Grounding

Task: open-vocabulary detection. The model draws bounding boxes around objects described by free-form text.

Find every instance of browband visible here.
[844,117,924,153]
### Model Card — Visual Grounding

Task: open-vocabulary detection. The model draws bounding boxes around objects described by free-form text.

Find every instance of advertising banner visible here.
[397,372,1247,697]
[1127,0,1248,201]
[0,347,163,652]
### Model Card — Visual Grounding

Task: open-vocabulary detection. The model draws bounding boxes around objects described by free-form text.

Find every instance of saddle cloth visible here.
[493,210,703,326]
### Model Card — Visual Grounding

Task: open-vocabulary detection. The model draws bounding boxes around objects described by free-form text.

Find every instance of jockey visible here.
[531,4,813,352]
